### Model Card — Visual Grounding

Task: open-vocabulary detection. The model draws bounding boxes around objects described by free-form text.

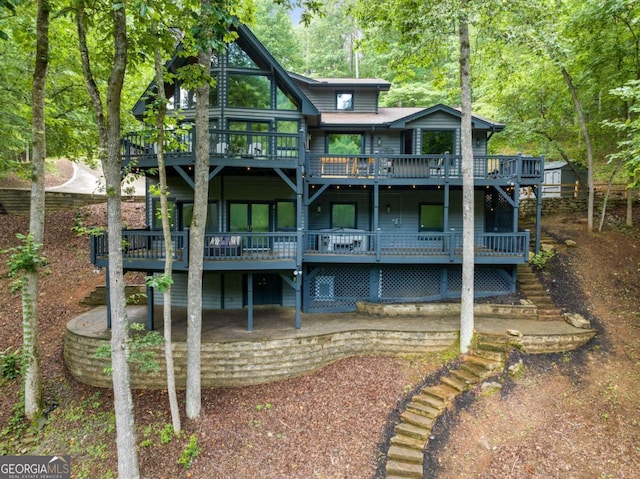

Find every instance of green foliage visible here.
[146,273,173,293]
[604,80,640,186]
[95,322,165,375]
[71,209,106,237]
[530,249,556,270]
[1,233,47,292]
[141,421,180,448]
[255,402,272,412]
[177,434,200,469]
[0,348,21,381]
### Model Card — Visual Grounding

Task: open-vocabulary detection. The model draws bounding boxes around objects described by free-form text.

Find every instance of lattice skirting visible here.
[304,264,516,313]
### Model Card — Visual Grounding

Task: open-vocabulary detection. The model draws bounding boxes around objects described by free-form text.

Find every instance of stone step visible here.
[421,384,459,403]
[412,393,447,411]
[450,368,481,385]
[388,444,424,464]
[395,422,430,441]
[390,433,426,451]
[440,374,470,393]
[400,409,435,429]
[472,348,506,363]
[465,355,503,371]
[475,337,509,353]
[405,400,440,418]
[460,361,494,380]
[386,459,423,478]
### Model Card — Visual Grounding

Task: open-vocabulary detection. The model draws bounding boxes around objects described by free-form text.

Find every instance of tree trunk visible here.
[107,4,139,477]
[77,1,140,476]
[561,67,594,232]
[598,158,624,233]
[627,180,634,228]
[24,0,49,421]
[186,44,212,420]
[154,40,181,434]
[459,10,474,354]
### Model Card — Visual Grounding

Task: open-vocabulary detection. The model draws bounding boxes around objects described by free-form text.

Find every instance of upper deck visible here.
[121,128,543,186]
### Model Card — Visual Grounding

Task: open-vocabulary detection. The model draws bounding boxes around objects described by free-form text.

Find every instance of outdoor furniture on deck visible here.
[207,235,242,257]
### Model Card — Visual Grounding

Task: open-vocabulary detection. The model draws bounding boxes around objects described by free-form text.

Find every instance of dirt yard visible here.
[0,167,638,478]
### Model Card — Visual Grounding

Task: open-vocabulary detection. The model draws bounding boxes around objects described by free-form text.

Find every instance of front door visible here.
[229,202,271,250]
[243,273,282,306]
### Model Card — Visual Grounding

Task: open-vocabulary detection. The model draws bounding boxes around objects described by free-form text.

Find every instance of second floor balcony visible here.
[90,229,531,271]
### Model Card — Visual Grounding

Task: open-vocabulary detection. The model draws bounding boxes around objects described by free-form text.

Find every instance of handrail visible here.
[121,127,301,164]
[90,229,530,266]
[307,154,542,182]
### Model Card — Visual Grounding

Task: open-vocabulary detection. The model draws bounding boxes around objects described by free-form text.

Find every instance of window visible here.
[331,203,357,229]
[421,130,455,155]
[180,202,218,233]
[276,201,296,231]
[228,74,271,109]
[151,198,175,230]
[327,133,363,155]
[419,203,444,231]
[336,91,353,111]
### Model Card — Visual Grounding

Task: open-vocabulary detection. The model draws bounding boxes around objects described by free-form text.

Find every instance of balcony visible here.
[121,127,302,169]
[90,229,530,271]
[307,154,543,185]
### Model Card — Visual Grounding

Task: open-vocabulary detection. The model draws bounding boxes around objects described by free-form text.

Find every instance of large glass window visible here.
[180,202,218,233]
[277,86,298,110]
[327,133,363,155]
[228,74,271,109]
[421,130,455,154]
[227,42,260,69]
[151,198,175,230]
[419,203,444,231]
[331,203,357,229]
[276,201,296,231]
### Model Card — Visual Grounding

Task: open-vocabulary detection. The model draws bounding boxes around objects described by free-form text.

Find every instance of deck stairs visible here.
[385,334,510,478]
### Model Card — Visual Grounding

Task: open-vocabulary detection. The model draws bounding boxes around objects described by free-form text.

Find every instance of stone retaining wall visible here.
[519,196,635,219]
[357,301,538,319]
[0,188,143,215]
[64,326,458,389]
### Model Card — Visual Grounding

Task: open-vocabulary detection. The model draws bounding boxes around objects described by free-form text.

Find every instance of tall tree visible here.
[76,0,139,475]
[353,0,477,352]
[183,0,239,419]
[458,1,474,353]
[150,22,181,434]
[23,0,49,421]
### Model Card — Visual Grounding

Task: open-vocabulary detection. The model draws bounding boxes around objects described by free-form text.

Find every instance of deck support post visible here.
[295,273,302,329]
[146,280,154,331]
[247,272,253,332]
[535,184,543,254]
[106,269,112,329]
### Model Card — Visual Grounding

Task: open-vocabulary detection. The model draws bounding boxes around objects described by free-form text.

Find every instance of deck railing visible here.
[308,154,543,182]
[90,230,189,268]
[90,229,529,268]
[121,127,301,165]
[304,230,530,261]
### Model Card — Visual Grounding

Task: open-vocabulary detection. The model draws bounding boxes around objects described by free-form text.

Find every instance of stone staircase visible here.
[516,264,563,321]
[385,334,509,478]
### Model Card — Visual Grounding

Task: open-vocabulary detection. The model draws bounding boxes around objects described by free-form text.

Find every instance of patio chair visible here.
[247,142,263,157]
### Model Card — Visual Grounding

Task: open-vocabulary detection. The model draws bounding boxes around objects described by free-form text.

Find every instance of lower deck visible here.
[64,304,596,389]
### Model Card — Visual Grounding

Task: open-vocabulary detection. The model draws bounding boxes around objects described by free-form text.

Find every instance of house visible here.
[90,23,543,330]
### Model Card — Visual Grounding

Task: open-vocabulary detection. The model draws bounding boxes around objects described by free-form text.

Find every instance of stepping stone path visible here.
[385,334,509,478]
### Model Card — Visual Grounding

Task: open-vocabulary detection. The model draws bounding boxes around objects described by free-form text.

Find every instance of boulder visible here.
[565,312,591,329]
[565,239,577,247]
